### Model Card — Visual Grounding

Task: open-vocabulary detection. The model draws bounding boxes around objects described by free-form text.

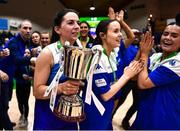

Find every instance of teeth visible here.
[163,40,170,44]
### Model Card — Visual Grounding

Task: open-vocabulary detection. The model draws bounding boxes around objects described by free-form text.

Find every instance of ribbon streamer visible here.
[85,46,105,115]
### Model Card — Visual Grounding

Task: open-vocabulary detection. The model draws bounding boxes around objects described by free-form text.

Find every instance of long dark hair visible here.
[50,8,79,43]
[30,31,41,42]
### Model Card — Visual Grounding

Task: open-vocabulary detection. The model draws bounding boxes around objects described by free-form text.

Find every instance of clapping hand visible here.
[124,60,144,79]
[108,7,124,22]
[140,32,154,56]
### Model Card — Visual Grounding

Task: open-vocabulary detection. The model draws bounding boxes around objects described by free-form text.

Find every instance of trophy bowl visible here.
[64,45,93,80]
[54,45,94,122]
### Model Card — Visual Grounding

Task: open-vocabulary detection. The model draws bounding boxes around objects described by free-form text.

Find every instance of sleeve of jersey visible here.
[119,40,126,56]
[92,71,111,95]
[149,65,180,87]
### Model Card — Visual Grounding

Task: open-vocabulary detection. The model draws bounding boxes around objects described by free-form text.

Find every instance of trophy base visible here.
[54,108,85,122]
[53,95,86,122]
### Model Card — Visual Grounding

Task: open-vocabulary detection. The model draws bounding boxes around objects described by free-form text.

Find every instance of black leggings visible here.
[16,82,31,119]
[0,82,13,130]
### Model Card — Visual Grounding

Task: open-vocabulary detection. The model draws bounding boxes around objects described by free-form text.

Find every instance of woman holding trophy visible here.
[33,9,82,130]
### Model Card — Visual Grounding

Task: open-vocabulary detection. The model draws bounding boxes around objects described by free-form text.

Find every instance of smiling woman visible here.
[78,21,95,48]
[33,9,82,130]
[79,19,143,130]
[131,15,180,130]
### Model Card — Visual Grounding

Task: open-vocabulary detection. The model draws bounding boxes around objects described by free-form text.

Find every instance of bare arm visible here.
[33,47,81,99]
[117,10,135,48]
[33,48,52,99]
[101,60,143,101]
[138,32,155,89]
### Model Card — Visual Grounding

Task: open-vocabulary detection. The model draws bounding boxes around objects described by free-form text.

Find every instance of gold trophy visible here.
[54,45,100,122]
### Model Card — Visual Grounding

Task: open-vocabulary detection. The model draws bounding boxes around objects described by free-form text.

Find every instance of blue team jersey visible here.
[80,44,125,130]
[33,43,77,130]
[132,52,180,130]
[33,64,78,130]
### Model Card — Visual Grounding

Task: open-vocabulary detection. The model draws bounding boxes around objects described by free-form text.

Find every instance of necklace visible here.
[156,51,178,62]
[57,41,62,49]
[161,51,177,61]
[56,41,64,64]
[103,48,117,82]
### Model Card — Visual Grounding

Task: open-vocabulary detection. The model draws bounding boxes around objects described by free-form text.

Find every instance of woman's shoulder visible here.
[45,42,57,51]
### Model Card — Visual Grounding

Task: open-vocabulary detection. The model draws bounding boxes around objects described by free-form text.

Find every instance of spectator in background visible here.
[7,19,33,128]
[30,31,41,57]
[40,31,51,49]
[0,30,14,103]
[30,31,50,73]
[0,47,13,130]
[78,21,94,48]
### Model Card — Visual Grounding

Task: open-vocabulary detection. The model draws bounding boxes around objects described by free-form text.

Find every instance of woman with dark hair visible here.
[30,31,41,57]
[33,9,82,130]
[78,21,94,48]
[80,19,143,130]
[131,16,180,129]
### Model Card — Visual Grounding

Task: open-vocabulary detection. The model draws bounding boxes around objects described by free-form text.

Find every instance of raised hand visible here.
[140,32,154,56]
[116,10,124,22]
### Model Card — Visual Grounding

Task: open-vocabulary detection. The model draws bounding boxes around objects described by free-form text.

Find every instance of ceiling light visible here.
[90,4,95,10]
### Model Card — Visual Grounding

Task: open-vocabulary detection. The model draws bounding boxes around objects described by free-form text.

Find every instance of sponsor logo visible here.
[95,78,107,87]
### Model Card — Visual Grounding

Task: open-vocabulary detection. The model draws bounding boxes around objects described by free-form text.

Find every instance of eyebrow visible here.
[23,26,32,29]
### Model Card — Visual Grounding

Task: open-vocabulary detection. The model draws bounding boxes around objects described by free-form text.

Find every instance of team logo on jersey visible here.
[116,58,121,65]
[95,78,107,87]
[169,60,176,66]
[96,64,102,70]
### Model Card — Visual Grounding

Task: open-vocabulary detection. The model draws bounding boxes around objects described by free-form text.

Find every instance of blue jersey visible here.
[123,44,139,67]
[132,52,180,130]
[33,42,77,130]
[116,40,126,79]
[80,44,125,130]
